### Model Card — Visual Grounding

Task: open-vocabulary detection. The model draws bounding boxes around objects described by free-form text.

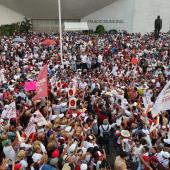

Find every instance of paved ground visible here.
[107,133,118,170]
[107,134,135,170]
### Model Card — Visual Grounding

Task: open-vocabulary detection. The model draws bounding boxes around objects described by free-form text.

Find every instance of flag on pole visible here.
[33,65,48,100]
[152,81,170,117]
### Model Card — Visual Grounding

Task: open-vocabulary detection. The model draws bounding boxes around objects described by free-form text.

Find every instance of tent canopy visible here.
[0,0,116,20]
[64,22,89,31]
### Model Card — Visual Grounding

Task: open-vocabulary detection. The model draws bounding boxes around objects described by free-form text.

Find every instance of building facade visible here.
[0,0,170,33]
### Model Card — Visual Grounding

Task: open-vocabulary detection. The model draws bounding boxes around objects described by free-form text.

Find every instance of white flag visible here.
[152,81,170,117]
[1,102,16,119]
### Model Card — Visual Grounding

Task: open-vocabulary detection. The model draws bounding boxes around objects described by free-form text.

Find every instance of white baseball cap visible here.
[80,163,88,170]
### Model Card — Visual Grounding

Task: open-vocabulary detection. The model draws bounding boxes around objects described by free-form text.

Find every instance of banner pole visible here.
[58,0,63,65]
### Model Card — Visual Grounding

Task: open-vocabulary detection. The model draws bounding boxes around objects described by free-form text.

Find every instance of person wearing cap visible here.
[157,151,170,169]
[2,139,16,161]
[80,163,87,170]
[120,130,131,153]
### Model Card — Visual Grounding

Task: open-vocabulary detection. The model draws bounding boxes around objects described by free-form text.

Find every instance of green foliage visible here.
[109,29,117,34]
[82,30,89,35]
[0,23,19,36]
[0,17,32,36]
[83,30,94,35]
[96,25,105,34]
[19,17,32,34]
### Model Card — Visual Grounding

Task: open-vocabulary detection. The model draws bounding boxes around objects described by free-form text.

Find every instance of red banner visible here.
[33,65,48,100]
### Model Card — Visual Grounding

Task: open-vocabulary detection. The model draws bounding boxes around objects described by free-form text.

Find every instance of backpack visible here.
[101,125,110,141]
[92,123,99,135]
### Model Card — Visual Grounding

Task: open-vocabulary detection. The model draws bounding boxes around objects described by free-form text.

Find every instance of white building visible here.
[0,0,170,33]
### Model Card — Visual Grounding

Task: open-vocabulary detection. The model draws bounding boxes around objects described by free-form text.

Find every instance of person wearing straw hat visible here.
[120,130,131,154]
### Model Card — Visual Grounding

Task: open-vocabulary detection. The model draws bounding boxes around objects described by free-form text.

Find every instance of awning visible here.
[64,22,89,31]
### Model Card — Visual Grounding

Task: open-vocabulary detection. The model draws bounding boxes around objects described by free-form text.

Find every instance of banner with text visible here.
[152,81,170,117]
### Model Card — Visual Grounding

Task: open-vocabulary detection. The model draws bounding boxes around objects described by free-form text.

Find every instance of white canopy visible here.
[64,22,89,31]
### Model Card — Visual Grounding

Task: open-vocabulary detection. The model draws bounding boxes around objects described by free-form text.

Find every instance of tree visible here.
[96,25,105,34]
[19,17,32,34]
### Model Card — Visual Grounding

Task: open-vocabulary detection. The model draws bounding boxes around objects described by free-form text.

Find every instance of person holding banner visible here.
[0,31,170,170]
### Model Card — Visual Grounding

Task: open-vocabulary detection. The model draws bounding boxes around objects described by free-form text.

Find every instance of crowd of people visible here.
[0,31,170,170]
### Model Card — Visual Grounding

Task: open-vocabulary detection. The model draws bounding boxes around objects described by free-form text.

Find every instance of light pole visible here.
[58,0,63,65]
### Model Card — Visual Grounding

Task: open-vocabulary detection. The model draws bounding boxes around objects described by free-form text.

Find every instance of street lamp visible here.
[58,0,63,65]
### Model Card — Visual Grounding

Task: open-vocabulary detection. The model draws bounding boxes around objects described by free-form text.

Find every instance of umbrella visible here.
[13,37,26,43]
[131,57,138,64]
[41,39,56,46]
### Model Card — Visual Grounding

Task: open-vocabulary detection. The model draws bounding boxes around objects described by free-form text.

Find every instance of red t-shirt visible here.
[142,155,150,170]
[142,155,158,170]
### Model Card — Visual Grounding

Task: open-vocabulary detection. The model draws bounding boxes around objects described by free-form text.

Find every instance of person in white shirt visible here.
[99,119,114,156]
[97,53,103,68]
[79,79,87,90]
[80,52,87,71]
[87,55,92,69]
[111,64,118,76]
[3,141,16,161]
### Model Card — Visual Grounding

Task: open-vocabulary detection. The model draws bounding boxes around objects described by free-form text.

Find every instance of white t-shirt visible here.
[99,124,114,137]
[3,145,16,161]
[52,104,61,114]
[79,82,87,90]
[20,159,28,170]
[98,54,103,63]
[81,55,87,63]
[83,141,96,149]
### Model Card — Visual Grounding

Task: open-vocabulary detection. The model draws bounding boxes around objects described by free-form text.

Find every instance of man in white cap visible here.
[80,163,87,170]
[157,151,170,169]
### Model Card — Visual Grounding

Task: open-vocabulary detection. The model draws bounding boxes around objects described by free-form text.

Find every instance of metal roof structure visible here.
[0,0,116,19]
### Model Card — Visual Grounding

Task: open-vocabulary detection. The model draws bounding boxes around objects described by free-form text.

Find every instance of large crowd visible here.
[0,31,170,170]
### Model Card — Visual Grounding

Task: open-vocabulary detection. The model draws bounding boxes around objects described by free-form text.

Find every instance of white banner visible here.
[152,81,170,117]
[25,121,36,137]
[64,22,89,31]
[1,102,16,119]
[31,110,48,127]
